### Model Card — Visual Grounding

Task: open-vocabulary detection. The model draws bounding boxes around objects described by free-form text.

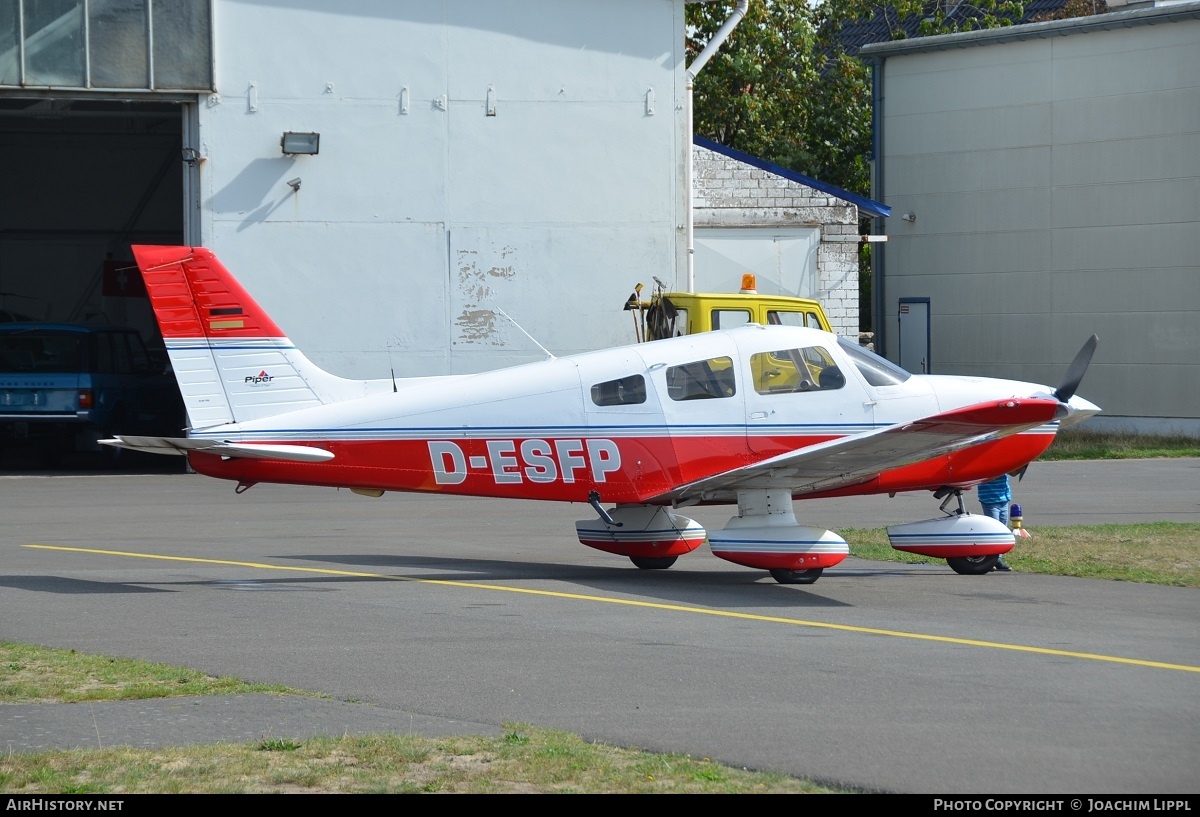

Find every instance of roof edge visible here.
[858,1,1200,58]
[693,135,891,219]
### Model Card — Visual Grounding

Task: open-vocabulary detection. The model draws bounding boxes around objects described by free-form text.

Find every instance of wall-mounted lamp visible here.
[181,147,200,166]
[286,177,302,192]
[901,212,917,223]
[281,131,320,155]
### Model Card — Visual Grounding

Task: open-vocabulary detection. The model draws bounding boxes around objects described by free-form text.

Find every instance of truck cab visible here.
[626,274,832,342]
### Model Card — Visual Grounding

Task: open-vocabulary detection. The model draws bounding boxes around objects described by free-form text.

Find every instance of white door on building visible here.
[693,227,819,298]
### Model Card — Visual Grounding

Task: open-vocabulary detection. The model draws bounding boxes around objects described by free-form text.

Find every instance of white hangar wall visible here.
[863,3,1200,435]
[199,0,687,377]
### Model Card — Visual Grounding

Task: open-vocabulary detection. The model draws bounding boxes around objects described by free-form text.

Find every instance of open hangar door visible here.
[0,97,188,470]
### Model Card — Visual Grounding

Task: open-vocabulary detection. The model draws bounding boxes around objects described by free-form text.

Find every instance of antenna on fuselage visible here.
[495,307,556,360]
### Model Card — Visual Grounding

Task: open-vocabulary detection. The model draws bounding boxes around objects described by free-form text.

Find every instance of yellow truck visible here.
[623,274,840,395]
[623,274,832,342]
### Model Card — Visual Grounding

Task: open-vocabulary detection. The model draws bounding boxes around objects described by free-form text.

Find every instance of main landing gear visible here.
[769,568,824,585]
[630,556,679,570]
[946,554,1000,575]
[575,491,849,584]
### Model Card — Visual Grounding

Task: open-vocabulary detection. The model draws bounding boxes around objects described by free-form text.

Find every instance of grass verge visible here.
[0,640,846,794]
[1039,429,1200,460]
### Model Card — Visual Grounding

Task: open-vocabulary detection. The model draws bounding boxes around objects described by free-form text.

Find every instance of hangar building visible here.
[0,0,879,394]
[862,1,1200,436]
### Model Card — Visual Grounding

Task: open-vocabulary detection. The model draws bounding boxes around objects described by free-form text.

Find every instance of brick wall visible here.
[692,145,861,337]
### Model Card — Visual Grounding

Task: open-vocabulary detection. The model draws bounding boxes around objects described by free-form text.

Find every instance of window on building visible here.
[0,0,213,91]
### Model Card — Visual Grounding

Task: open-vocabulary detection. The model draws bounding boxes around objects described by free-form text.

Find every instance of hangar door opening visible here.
[0,98,185,336]
[0,97,190,468]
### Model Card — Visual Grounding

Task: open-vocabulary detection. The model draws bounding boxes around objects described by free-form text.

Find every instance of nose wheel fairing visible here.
[886,513,1015,558]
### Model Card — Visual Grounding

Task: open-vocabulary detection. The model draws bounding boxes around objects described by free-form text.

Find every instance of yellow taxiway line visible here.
[24,544,1200,674]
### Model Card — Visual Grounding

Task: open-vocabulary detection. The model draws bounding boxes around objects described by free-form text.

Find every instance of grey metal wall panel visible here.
[1053,131,1200,187]
[888,146,1053,195]
[882,40,1055,112]
[1052,177,1199,229]
[1051,223,1195,272]
[884,104,1053,156]
[1053,30,1200,99]
[1053,87,1200,142]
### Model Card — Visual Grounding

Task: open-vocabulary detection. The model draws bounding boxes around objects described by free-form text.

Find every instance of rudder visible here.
[133,245,368,427]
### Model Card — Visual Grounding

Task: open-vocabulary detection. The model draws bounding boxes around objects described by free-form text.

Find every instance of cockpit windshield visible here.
[837,337,912,387]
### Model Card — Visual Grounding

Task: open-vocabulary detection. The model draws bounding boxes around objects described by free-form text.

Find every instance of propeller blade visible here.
[1053,334,1098,403]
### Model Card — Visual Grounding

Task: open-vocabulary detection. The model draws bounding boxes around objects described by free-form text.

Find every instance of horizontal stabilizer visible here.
[100,435,335,463]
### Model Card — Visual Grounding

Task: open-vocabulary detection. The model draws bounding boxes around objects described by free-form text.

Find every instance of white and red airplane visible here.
[104,245,1100,584]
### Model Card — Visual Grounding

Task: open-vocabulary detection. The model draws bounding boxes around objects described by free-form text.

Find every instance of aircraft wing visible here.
[100,435,335,463]
[653,397,1061,506]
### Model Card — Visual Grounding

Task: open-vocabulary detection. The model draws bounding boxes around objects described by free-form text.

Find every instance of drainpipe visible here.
[685,0,749,293]
[869,54,886,359]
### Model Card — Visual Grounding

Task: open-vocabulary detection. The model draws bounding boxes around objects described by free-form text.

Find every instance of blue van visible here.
[0,323,185,459]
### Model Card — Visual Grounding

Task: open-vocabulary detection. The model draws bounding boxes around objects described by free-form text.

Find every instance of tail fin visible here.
[133,246,373,428]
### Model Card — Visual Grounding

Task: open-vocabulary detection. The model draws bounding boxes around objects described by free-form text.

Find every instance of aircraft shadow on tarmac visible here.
[228,550,975,610]
[0,575,172,595]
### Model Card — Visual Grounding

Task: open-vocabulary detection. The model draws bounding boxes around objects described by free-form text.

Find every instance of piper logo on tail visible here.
[429,439,621,485]
[245,371,274,385]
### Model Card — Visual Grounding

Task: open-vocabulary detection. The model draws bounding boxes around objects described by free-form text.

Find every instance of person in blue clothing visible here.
[977,473,1013,571]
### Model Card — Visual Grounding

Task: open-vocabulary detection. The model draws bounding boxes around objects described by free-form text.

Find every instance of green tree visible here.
[687,0,1081,194]
[687,1,825,181]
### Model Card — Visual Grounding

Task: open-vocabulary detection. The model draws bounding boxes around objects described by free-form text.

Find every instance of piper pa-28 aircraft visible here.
[104,245,1100,584]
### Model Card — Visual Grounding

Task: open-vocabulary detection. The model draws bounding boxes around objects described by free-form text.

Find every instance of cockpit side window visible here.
[751,347,845,394]
[590,374,647,406]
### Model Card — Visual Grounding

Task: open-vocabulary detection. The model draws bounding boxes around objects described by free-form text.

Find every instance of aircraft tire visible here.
[770,568,823,585]
[630,556,678,570]
[946,555,999,575]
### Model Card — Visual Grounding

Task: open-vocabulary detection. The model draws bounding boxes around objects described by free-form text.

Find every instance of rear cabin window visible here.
[666,356,736,401]
[751,347,845,394]
[0,333,82,373]
[590,374,647,406]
